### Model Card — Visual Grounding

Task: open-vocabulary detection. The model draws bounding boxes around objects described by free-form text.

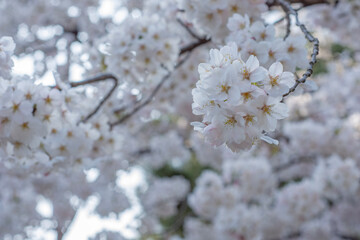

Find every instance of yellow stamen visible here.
[270,75,279,86]
[241,91,253,102]
[225,116,237,126]
[221,85,231,94]
[261,105,272,115]
[243,114,255,126]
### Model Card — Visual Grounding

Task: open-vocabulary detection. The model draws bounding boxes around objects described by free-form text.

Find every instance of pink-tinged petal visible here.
[246,55,260,72]
[204,124,225,146]
[302,79,318,91]
[228,86,241,105]
[250,67,267,83]
[209,49,223,67]
[265,114,277,131]
[232,126,246,143]
[280,72,295,87]
[271,103,289,119]
[269,62,283,77]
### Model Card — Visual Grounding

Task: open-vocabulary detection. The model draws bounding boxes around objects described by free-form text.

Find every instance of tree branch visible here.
[56,211,77,240]
[337,234,360,240]
[70,73,119,122]
[177,18,203,40]
[276,0,320,98]
[110,37,210,128]
[284,12,291,40]
[267,0,329,7]
[109,54,190,128]
[162,200,188,239]
[180,38,210,55]
[273,155,315,172]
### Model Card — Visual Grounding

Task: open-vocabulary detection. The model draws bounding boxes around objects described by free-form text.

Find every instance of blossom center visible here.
[243,114,255,126]
[221,84,231,94]
[224,116,237,126]
[260,104,272,115]
[270,75,279,86]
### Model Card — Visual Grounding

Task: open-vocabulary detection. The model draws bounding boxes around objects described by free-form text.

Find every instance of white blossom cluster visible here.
[140,131,191,169]
[185,155,360,240]
[226,14,308,72]
[142,176,190,218]
[310,0,360,48]
[105,15,180,87]
[0,36,15,79]
[191,42,294,151]
[178,0,268,40]
[0,54,120,171]
[191,13,311,152]
[2,0,360,239]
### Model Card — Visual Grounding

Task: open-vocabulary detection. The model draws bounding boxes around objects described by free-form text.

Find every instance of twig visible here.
[109,54,190,128]
[70,73,119,122]
[273,16,286,25]
[110,72,171,128]
[284,12,291,40]
[276,0,320,98]
[56,211,77,240]
[162,200,188,239]
[267,232,301,240]
[273,6,303,25]
[273,155,315,172]
[180,38,210,55]
[110,37,210,128]
[177,18,203,40]
[337,234,360,240]
[267,0,329,7]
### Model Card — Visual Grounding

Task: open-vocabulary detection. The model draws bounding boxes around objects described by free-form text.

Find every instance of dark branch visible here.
[109,72,171,128]
[110,37,210,127]
[267,0,329,7]
[276,0,320,98]
[109,54,190,128]
[180,38,211,55]
[273,156,315,172]
[337,234,360,240]
[177,18,203,40]
[284,12,291,40]
[70,73,119,122]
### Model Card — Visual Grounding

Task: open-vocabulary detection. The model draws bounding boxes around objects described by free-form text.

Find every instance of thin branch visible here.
[337,234,360,240]
[56,211,77,240]
[267,0,329,7]
[177,18,203,40]
[273,6,303,25]
[284,12,291,40]
[267,232,301,240]
[276,0,320,98]
[110,37,210,127]
[110,72,171,128]
[70,73,119,122]
[109,55,190,128]
[273,155,315,172]
[273,15,286,25]
[180,38,211,55]
[162,200,188,239]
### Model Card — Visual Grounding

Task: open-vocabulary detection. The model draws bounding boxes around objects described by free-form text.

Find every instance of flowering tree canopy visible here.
[1,0,360,239]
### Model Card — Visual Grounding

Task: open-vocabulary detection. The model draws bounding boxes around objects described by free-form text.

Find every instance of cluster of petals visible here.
[185,155,360,239]
[105,15,180,87]
[309,0,360,49]
[0,36,15,79]
[0,75,119,171]
[178,0,267,40]
[192,42,295,151]
[226,14,308,72]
